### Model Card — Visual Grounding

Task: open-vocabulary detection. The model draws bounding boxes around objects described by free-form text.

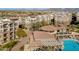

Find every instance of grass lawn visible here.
[0,40,18,51]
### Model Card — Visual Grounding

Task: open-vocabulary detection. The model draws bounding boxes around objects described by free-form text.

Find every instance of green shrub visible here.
[3,41,17,48]
[0,41,18,50]
[16,28,27,38]
[76,29,79,33]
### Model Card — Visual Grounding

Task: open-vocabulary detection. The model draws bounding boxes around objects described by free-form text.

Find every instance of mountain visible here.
[0,8,79,12]
[49,8,79,12]
[0,8,49,11]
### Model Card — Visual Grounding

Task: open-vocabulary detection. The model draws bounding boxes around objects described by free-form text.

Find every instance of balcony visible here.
[10,37,13,40]
[4,29,8,32]
[10,28,13,31]
[4,38,7,43]
[3,33,7,37]
[9,23,13,27]
[14,23,17,26]
[10,32,13,35]
[3,24,8,28]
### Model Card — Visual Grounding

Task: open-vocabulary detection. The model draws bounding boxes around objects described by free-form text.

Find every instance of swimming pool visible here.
[63,39,79,51]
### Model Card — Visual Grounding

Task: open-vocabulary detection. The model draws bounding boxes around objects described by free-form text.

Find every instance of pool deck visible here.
[63,38,79,43]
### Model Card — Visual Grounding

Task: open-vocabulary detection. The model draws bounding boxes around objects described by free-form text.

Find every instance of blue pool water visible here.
[63,39,79,51]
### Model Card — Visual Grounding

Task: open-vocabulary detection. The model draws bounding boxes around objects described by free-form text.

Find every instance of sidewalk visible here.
[11,37,28,51]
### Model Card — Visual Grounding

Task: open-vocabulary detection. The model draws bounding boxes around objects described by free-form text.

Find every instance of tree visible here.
[19,25,25,29]
[31,21,42,31]
[31,23,36,31]
[75,24,79,29]
[41,20,49,26]
[16,28,27,38]
[70,13,77,25]
[34,46,55,51]
[75,29,79,33]
[49,17,55,25]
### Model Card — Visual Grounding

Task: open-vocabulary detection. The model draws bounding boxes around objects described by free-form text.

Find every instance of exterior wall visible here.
[0,19,16,45]
[25,16,37,29]
[36,15,43,22]
[14,20,20,30]
[54,12,72,25]
[76,12,79,21]
[25,14,54,25]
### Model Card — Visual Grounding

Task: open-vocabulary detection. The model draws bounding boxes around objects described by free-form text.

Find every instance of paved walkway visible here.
[11,37,28,51]
[57,33,79,36]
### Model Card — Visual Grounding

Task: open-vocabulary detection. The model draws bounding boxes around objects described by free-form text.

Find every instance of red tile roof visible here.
[9,17,19,20]
[39,25,65,32]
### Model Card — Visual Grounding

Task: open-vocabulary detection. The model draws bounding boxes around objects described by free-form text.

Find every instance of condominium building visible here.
[25,14,54,26]
[0,18,16,45]
[9,17,20,30]
[36,14,54,22]
[54,11,72,25]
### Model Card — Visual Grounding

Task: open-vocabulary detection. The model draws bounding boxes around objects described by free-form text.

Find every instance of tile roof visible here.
[9,17,19,20]
[39,25,65,32]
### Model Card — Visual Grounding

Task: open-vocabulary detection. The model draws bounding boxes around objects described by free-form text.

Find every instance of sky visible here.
[0,0,52,8]
[0,0,79,8]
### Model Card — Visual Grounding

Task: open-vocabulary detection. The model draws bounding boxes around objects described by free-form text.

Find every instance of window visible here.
[57,30,60,32]
[4,38,7,43]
